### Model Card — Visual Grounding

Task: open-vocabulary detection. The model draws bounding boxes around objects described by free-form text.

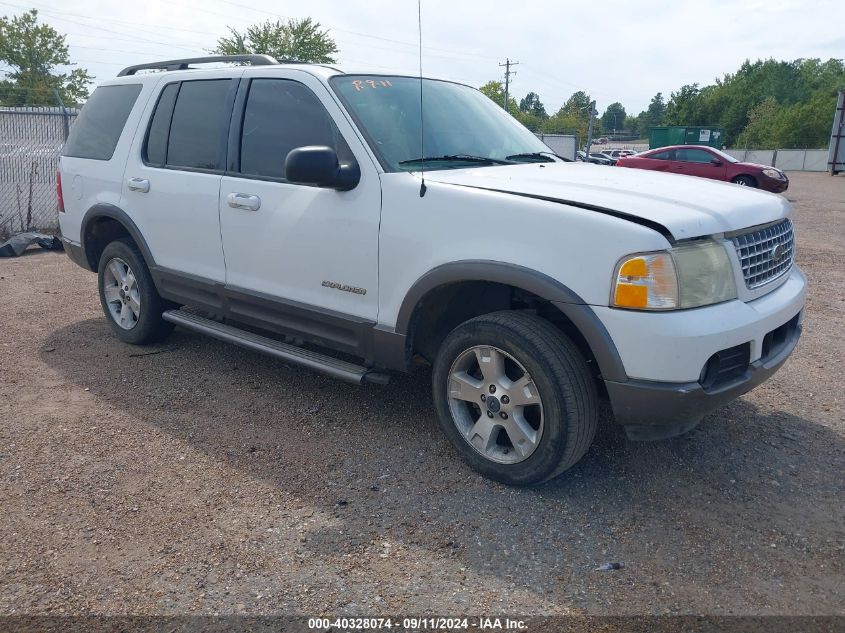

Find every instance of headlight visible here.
[612,241,737,310]
[762,168,782,179]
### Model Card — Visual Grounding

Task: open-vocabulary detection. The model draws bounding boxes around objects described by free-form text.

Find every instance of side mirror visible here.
[285,146,360,191]
[711,159,723,166]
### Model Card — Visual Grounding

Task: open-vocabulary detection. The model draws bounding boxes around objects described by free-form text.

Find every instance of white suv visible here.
[58,56,806,485]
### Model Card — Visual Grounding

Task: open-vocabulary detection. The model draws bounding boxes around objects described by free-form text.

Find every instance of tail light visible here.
[56,170,65,213]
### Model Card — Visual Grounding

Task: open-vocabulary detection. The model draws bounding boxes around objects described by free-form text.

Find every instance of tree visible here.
[479,80,517,113]
[665,84,704,125]
[657,58,845,146]
[213,17,338,63]
[601,102,626,134]
[0,9,91,106]
[561,90,592,117]
[544,106,600,145]
[543,110,582,134]
[735,97,781,149]
[519,92,548,119]
[771,92,833,149]
[643,92,666,131]
[624,115,640,137]
[546,91,596,143]
[513,110,542,132]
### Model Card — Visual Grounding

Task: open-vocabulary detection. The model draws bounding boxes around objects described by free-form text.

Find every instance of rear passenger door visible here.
[123,72,241,282]
[218,70,381,322]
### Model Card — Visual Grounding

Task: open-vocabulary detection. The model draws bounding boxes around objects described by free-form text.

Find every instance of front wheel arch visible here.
[731,174,758,188]
[396,262,627,382]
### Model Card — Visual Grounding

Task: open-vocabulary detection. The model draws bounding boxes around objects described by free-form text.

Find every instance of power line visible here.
[0,0,573,106]
[199,0,500,61]
[0,0,220,36]
[1,0,501,74]
[0,1,207,51]
[0,0,493,86]
[41,0,500,63]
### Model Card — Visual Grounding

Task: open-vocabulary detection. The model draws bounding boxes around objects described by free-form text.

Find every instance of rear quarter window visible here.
[62,84,142,160]
[144,82,179,166]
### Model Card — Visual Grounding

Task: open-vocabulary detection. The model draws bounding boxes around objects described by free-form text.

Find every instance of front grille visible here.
[730,219,794,289]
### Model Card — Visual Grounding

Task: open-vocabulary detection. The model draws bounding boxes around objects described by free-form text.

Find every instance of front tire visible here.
[432,311,598,486]
[732,175,757,187]
[97,238,174,345]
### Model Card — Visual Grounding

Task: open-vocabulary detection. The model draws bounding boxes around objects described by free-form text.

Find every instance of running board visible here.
[162,309,389,385]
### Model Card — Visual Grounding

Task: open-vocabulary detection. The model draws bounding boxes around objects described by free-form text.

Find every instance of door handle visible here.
[127,177,150,193]
[226,192,261,211]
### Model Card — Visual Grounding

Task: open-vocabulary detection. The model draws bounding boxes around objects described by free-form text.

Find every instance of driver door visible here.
[671,147,727,181]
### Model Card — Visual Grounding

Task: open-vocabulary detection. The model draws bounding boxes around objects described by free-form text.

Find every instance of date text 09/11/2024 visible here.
[307,617,528,630]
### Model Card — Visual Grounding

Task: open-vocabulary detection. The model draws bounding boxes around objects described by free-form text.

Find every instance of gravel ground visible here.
[1,172,843,617]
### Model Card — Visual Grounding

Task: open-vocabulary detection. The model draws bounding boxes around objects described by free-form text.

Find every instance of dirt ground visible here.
[1,172,843,617]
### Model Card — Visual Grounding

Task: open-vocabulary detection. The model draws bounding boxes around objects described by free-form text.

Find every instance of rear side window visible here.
[239,79,352,179]
[63,84,142,160]
[166,79,232,170]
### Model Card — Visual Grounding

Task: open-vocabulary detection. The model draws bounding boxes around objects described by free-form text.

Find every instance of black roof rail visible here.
[117,54,280,77]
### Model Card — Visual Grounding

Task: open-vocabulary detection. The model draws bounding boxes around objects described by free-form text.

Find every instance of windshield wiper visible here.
[505,151,563,163]
[398,154,513,166]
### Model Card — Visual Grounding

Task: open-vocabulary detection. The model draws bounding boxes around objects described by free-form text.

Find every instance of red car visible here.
[616,145,789,193]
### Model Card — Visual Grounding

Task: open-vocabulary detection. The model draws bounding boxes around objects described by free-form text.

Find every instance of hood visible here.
[426,162,790,240]
[741,162,784,173]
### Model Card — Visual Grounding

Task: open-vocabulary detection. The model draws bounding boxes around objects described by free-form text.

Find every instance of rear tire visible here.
[432,311,598,486]
[97,238,174,345]
[732,175,757,187]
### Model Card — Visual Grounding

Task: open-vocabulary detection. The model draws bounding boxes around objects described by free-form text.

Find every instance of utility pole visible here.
[585,100,597,157]
[499,58,519,110]
[52,88,70,141]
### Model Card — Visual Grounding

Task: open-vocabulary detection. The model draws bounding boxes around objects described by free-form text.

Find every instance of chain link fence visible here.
[0,107,77,239]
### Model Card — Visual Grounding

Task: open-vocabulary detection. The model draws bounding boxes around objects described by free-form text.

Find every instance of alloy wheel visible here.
[102,257,141,330]
[446,345,544,464]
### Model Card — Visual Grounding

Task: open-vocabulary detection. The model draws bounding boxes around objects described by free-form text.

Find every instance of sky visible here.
[2,0,844,115]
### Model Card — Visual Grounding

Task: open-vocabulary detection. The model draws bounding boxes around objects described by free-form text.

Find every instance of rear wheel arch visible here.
[81,204,155,271]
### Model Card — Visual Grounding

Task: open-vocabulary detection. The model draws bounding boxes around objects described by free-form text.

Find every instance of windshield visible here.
[707,147,739,163]
[331,75,553,171]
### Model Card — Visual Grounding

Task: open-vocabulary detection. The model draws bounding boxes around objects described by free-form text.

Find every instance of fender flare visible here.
[80,203,156,270]
[395,260,627,382]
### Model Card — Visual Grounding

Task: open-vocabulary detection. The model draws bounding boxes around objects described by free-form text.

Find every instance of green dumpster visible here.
[649,126,724,149]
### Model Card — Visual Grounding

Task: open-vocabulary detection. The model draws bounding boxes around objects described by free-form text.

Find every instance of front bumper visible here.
[595,266,806,439]
[605,313,801,440]
[760,174,789,193]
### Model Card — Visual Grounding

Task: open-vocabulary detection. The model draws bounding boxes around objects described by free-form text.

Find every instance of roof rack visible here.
[117,54,280,77]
